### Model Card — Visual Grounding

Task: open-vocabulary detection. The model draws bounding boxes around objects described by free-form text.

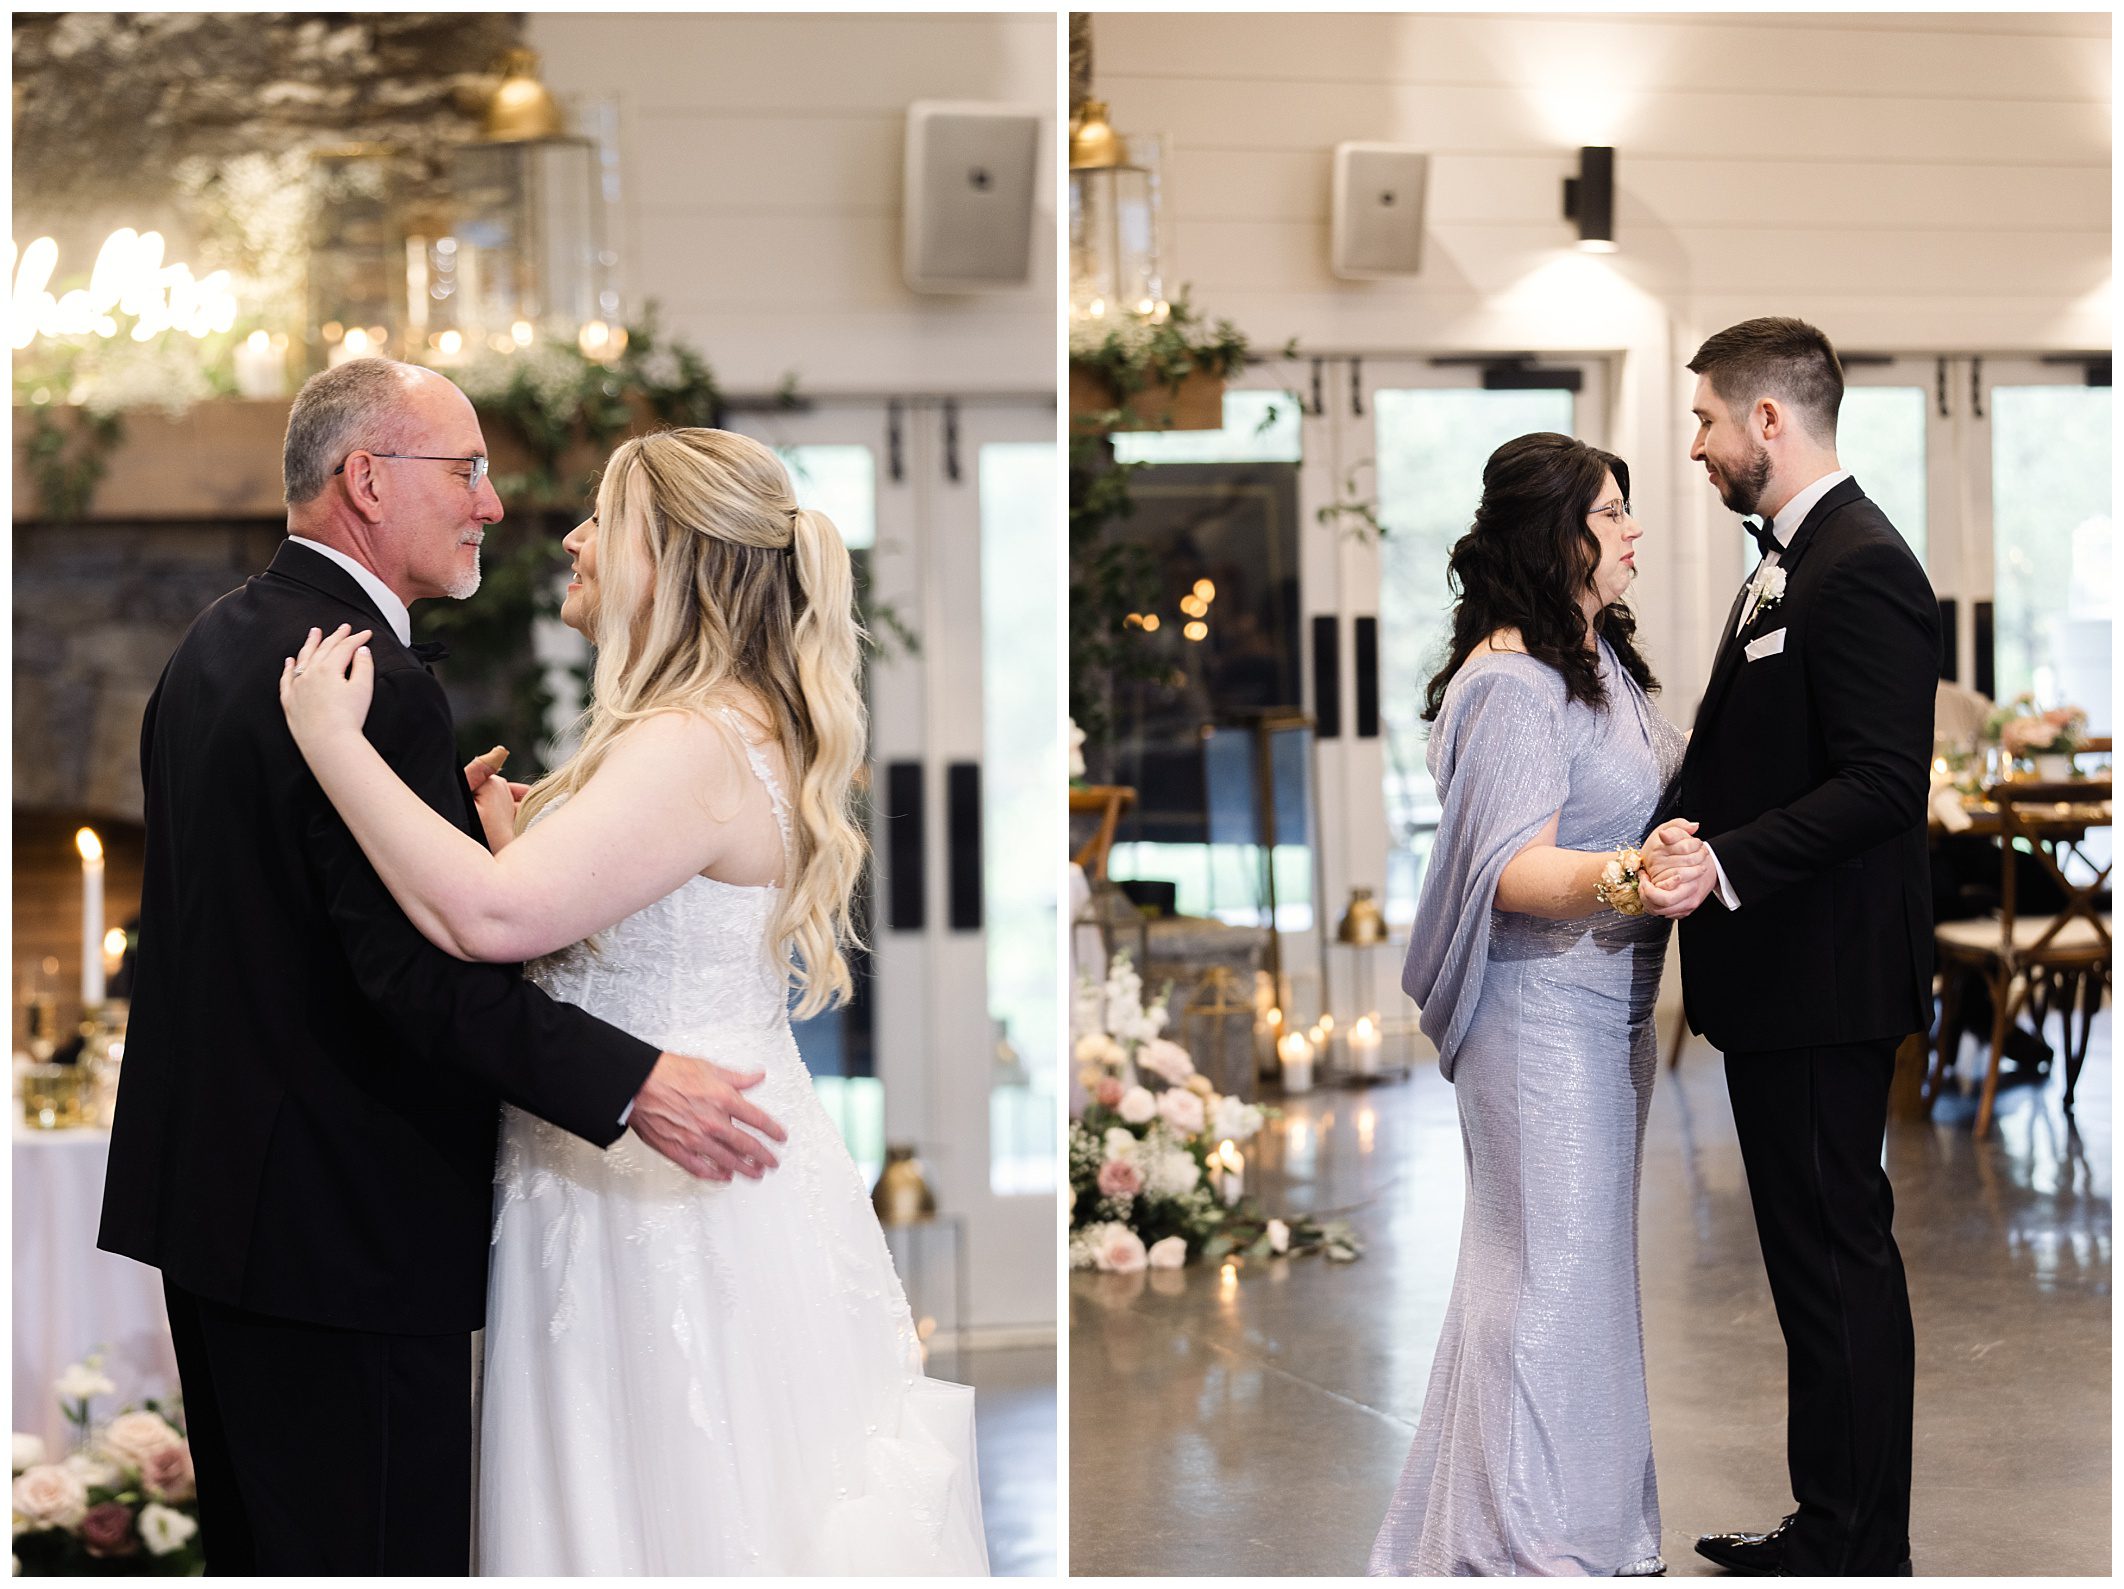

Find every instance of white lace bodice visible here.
[522,708,795,1046]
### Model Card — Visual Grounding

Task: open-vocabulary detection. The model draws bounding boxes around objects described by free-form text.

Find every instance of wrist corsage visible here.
[1595,847,1646,916]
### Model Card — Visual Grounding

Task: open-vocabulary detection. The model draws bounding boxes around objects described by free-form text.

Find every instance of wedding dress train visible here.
[477,722,989,1574]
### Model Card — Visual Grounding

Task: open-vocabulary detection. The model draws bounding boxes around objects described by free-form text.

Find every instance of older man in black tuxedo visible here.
[99,359,787,1574]
[1647,318,1936,1577]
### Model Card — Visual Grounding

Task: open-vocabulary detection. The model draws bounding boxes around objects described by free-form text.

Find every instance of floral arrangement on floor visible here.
[1068,953,1361,1272]
[1987,693,2091,764]
[12,1357,201,1575]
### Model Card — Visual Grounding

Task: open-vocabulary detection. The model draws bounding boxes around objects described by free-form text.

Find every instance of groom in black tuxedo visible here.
[99,358,787,1574]
[1645,318,1936,1576]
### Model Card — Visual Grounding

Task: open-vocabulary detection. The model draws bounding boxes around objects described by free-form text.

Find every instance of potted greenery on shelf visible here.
[1068,289,1287,434]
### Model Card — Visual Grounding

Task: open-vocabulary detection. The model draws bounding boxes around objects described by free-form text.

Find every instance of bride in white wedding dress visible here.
[279,428,988,1574]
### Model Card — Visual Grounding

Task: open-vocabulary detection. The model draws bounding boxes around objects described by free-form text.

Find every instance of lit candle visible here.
[232,329,287,398]
[326,325,373,367]
[1277,1029,1314,1095]
[1217,1140,1245,1205]
[76,828,105,1008]
[102,926,127,982]
[1349,1014,1382,1077]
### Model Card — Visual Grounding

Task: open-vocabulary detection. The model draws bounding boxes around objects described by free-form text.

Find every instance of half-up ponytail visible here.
[782,505,868,1016]
[519,430,870,1016]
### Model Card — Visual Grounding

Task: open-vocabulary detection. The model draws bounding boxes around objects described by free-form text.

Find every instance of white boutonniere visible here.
[1744,563,1787,629]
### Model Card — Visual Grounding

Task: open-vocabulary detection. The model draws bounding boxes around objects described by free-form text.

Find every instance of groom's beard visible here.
[1716,442,1775,517]
[446,547,482,600]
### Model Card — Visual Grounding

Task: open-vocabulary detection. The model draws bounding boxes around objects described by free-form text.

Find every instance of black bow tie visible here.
[409,639,450,668]
[1743,516,1780,559]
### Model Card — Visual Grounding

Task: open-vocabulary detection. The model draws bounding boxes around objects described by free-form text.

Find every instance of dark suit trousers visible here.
[162,1279,471,1575]
[1724,1042,1915,1575]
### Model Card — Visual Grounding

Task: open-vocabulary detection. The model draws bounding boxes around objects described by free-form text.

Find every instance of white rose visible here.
[100,1411,181,1472]
[1137,1037,1195,1085]
[11,1465,87,1531]
[60,1450,121,1490]
[1145,1140,1202,1199]
[1210,1094,1266,1145]
[1117,1086,1157,1125]
[1095,1226,1148,1274]
[1103,1128,1140,1165]
[1267,1218,1291,1255]
[138,1502,198,1557]
[1155,1087,1206,1137]
[1146,1235,1188,1270]
[52,1363,115,1403]
[10,1435,43,1475]
[1073,1033,1123,1068]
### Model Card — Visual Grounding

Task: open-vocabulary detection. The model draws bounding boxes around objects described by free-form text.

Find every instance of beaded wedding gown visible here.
[476,724,989,1574]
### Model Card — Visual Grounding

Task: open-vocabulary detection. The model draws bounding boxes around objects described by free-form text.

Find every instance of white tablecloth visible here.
[12,1126,177,1452]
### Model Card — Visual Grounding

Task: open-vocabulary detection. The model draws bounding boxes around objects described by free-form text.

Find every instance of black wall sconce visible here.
[1562,146,1616,253]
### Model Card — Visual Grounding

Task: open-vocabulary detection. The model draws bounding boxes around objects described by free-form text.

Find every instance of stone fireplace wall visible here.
[11,11,528,1050]
[13,520,286,1047]
[13,12,522,239]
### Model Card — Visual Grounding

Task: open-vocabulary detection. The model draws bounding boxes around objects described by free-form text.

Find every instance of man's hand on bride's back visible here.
[628,1052,789,1182]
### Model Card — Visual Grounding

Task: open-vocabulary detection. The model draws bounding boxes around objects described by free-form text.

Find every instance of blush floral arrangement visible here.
[11,1358,202,1575]
[1988,693,2091,767]
[1068,953,1360,1272]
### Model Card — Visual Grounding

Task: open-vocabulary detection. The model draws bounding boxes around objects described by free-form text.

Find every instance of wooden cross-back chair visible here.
[1929,777,2112,1138]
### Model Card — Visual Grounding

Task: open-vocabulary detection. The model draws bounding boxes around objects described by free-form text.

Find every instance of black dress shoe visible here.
[1694,1516,1795,1575]
[1696,1518,1913,1576]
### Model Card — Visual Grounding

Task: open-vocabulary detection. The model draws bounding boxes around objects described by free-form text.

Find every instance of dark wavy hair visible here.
[1420,432,1659,723]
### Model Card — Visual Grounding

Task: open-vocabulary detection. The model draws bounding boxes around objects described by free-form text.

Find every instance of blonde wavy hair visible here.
[518,428,868,1017]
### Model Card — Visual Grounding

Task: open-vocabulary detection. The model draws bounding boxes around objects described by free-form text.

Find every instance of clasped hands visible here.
[1636,819,1717,919]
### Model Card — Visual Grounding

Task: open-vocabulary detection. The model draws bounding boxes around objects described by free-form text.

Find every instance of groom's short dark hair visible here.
[1688,317,1843,444]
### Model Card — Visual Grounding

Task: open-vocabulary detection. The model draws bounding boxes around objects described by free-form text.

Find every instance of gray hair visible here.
[282,357,422,506]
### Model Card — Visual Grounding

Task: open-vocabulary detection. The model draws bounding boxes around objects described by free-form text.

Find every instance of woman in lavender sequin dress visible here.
[1368,435,1700,1577]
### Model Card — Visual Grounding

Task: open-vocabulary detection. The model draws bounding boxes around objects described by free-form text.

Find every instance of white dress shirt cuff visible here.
[619,1097,635,1127]
[1705,844,1741,911]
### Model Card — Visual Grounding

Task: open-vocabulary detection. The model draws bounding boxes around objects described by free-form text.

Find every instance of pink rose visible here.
[140,1442,196,1504]
[1147,1234,1188,1269]
[1094,1076,1126,1109]
[80,1500,139,1558]
[1095,1226,1148,1274]
[101,1411,182,1473]
[12,1464,88,1531]
[1138,1037,1196,1086]
[1096,1158,1144,1199]
[1156,1087,1206,1137]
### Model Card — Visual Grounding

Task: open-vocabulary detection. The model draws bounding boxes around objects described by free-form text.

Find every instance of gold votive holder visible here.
[22,1063,94,1130]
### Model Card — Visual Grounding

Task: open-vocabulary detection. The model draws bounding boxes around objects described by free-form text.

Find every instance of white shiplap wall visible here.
[1091,11,2112,685]
[528,12,1056,396]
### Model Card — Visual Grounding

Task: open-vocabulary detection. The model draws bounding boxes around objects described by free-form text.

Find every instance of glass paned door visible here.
[735,397,1059,1332]
[979,440,1061,1196]
[1988,382,2112,728]
[1837,380,1929,565]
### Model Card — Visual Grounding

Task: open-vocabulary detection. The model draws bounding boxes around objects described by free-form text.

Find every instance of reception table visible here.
[12,1123,177,1451]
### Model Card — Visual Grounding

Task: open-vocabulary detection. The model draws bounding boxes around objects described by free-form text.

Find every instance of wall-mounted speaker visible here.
[1331,142,1429,280]
[903,101,1041,294]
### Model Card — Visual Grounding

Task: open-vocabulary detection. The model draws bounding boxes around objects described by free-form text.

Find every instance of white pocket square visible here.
[1745,628,1787,661]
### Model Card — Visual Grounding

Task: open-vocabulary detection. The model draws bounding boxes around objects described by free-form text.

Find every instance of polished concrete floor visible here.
[966,1343,1059,1576]
[1070,1015,2110,1576]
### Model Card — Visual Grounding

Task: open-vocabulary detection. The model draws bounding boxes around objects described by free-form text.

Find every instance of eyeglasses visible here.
[335,452,490,491]
[1589,498,1632,526]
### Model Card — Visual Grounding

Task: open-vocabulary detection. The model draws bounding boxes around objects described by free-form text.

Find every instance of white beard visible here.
[445,547,482,601]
